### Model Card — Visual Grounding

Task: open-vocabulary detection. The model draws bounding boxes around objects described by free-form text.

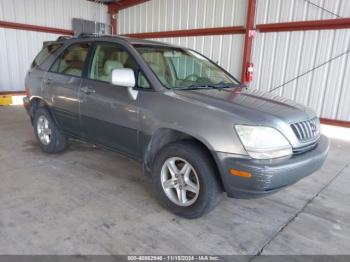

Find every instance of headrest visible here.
[104,60,124,75]
[78,50,88,61]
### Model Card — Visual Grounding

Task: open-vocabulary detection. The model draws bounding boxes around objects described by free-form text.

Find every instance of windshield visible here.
[134,45,240,89]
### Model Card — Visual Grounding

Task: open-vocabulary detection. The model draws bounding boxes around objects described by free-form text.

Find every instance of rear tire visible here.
[151,141,222,218]
[33,107,67,153]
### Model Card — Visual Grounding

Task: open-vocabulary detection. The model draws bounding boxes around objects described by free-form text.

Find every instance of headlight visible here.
[235,125,292,159]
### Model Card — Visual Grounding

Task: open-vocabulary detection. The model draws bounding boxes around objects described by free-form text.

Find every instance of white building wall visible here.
[0,0,108,92]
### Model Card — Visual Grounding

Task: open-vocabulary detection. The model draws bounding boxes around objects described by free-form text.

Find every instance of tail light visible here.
[23,85,31,110]
[25,84,31,98]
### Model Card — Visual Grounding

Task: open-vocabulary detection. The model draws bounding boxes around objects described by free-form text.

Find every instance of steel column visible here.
[108,5,118,35]
[240,0,256,84]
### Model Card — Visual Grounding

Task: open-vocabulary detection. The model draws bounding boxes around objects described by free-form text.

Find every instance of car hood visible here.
[173,87,316,124]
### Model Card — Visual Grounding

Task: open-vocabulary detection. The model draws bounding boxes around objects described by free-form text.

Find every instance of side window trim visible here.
[82,41,97,79]
[86,41,103,81]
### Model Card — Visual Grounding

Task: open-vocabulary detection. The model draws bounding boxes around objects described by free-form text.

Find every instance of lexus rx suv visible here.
[24,34,329,218]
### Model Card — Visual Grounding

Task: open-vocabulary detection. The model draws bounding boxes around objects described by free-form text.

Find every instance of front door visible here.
[79,42,139,157]
[44,42,91,137]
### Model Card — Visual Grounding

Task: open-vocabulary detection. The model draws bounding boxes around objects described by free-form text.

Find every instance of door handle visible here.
[81,86,96,95]
[44,78,53,85]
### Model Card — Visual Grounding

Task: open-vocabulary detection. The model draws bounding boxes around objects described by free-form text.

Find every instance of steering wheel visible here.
[183,74,200,82]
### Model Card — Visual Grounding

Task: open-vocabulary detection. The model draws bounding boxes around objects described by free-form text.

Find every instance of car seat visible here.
[99,60,124,82]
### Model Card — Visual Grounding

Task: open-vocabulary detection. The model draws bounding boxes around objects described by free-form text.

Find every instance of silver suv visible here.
[24,35,329,218]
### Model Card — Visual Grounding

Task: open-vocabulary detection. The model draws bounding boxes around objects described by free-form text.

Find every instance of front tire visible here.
[33,107,67,153]
[151,141,222,218]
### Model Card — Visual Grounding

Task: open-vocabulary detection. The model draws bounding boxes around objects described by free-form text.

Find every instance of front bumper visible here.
[215,135,329,198]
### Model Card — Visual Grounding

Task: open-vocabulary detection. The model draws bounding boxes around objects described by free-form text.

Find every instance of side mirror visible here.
[111,68,136,88]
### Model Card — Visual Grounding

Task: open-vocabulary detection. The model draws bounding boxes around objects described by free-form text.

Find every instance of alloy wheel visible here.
[160,157,200,207]
[37,115,52,145]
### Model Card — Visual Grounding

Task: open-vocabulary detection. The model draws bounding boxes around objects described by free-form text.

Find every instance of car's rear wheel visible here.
[33,107,67,153]
[152,141,222,218]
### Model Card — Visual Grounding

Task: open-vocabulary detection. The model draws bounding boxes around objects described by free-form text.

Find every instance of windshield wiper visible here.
[174,82,243,90]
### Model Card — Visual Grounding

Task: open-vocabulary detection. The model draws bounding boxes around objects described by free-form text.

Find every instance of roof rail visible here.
[43,41,56,47]
[56,35,73,41]
[77,33,101,38]
[54,33,118,43]
[77,33,117,39]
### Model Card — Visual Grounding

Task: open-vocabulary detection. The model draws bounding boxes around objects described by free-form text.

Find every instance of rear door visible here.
[79,42,140,157]
[27,43,63,95]
[43,42,91,136]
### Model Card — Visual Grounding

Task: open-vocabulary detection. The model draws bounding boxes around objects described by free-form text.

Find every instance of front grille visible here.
[291,117,320,143]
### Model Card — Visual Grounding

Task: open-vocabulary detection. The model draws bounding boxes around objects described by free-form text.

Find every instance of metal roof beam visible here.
[108,0,149,11]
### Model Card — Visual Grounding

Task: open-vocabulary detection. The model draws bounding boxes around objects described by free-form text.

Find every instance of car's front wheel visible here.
[33,107,67,153]
[151,141,222,218]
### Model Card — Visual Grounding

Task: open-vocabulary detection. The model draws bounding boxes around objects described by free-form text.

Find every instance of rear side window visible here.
[88,43,136,82]
[50,43,91,77]
[31,43,62,69]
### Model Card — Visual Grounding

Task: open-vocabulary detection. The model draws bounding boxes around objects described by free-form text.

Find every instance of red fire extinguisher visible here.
[245,63,254,83]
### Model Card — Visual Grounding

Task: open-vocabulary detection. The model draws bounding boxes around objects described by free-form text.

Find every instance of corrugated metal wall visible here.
[251,29,350,121]
[118,0,247,34]
[256,0,350,23]
[117,0,246,79]
[0,0,108,30]
[253,0,350,121]
[0,30,57,92]
[0,0,108,92]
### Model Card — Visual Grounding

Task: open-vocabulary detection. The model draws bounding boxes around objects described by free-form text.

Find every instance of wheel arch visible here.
[29,96,55,125]
[143,128,224,189]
